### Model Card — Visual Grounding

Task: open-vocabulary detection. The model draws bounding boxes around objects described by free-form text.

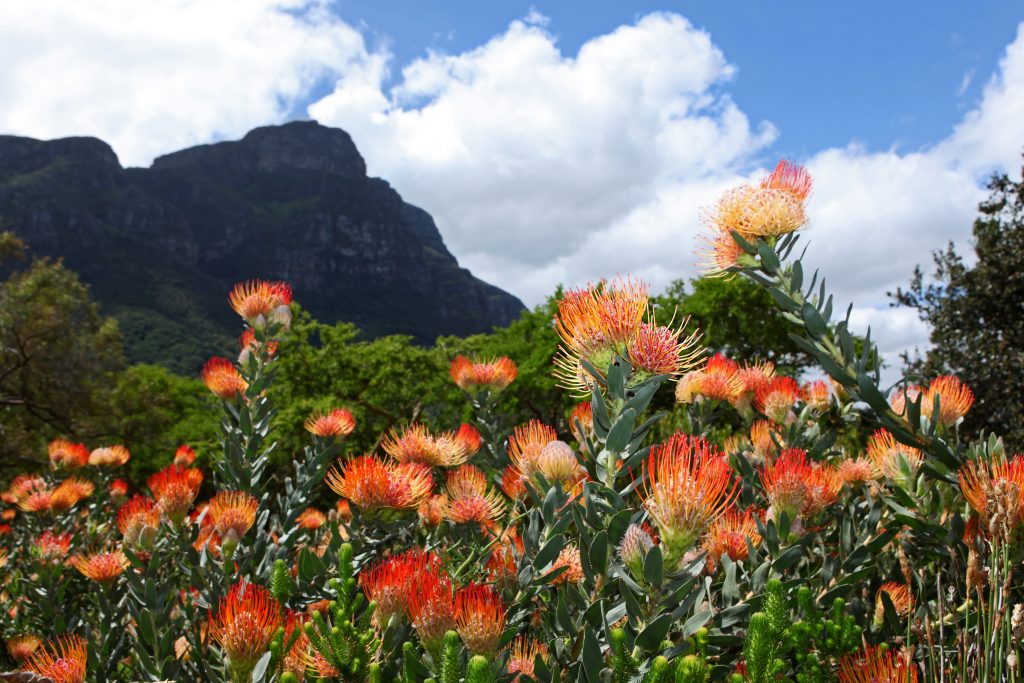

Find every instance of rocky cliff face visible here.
[0,121,524,371]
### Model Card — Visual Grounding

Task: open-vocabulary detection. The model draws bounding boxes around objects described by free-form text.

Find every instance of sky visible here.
[2,1,1023,376]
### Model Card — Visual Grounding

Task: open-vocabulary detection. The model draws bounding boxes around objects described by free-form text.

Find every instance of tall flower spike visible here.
[325,454,432,511]
[455,583,507,657]
[25,635,88,683]
[450,355,518,393]
[640,433,738,568]
[202,357,248,401]
[304,408,356,438]
[210,581,282,681]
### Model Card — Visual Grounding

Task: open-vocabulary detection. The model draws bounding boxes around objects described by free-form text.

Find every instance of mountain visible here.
[0,121,524,372]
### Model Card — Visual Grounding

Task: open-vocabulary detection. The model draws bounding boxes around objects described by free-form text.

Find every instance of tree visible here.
[892,169,1024,449]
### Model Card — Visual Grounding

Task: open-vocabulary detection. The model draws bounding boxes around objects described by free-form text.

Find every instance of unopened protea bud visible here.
[619,524,653,580]
[536,441,583,488]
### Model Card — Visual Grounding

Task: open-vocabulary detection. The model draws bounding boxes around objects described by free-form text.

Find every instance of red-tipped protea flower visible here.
[110,478,129,500]
[453,423,483,460]
[801,380,832,412]
[148,464,204,524]
[549,545,585,585]
[837,645,917,683]
[35,530,73,563]
[507,637,548,680]
[924,375,974,427]
[618,523,655,580]
[117,495,161,551]
[701,508,762,574]
[407,570,456,654]
[202,357,248,401]
[450,355,518,393]
[625,322,702,380]
[455,583,507,657]
[5,634,42,662]
[732,360,776,409]
[281,611,309,680]
[499,466,526,500]
[360,548,440,627]
[676,354,743,404]
[24,635,87,683]
[874,582,915,625]
[761,159,813,202]
[304,407,356,438]
[418,494,448,527]
[50,478,94,512]
[325,455,432,512]
[444,464,506,526]
[48,439,89,469]
[755,376,800,423]
[760,449,840,524]
[748,420,781,463]
[959,454,1024,532]
[640,433,738,568]
[208,491,258,543]
[485,529,523,588]
[74,550,128,583]
[88,444,131,467]
[296,507,327,530]
[837,458,878,486]
[383,424,467,467]
[866,429,922,490]
[210,581,282,680]
[698,226,748,277]
[174,445,197,466]
[228,280,293,328]
[508,420,558,482]
[16,481,53,513]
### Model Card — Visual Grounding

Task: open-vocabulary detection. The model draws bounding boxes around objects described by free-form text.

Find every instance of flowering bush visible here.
[0,164,1016,682]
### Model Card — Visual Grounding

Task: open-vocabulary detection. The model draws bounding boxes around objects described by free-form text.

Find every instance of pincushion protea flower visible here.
[755,376,800,423]
[549,545,584,585]
[837,458,878,485]
[749,420,781,463]
[508,420,558,482]
[507,636,548,680]
[889,384,924,417]
[959,454,1024,532]
[208,490,259,541]
[418,494,448,527]
[837,645,917,683]
[874,581,914,626]
[625,322,702,380]
[88,444,130,467]
[485,529,523,588]
[325,455,432,512]
[228,279,292,327]
[760,449,840,524]
[444,464,506,525]
[117,495,160,551]
[24,634,87,683]
[74,550,128,583]
[675,354,743,404]
[407,570,456,654]
[924,375,974,426]
[50,477,94,512]
[109,478,129,500]
[640,433,738,568]
[866,429,922,490]
[360,548,440,626]
[296,507,327,530]
[35,530,73,562]
[453,423,482,459]
[281,611,309,680]
[732,360,776,409]
[499,465,526,500]
[210,581,282,681]
[148,464,203,524]
[450,355,518,393]
[304,407,356,438]
[701,508,762,574]
[455,583,506,657]
[16,481,53,513]
[202,357,248,400]
[5,633,41,661]
[801,379,832,412]
[383,424,470,468]
[48,439,89,469]
[238,328,278,363]
[569,402,593,445]
[174,444,197,466]
[535,440,584,488]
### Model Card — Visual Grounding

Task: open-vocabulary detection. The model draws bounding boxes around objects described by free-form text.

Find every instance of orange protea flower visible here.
[325,455,432,512]
[74,550,128,583]
[210,581,282,679]
[749,420,781,463]
[281,611,309,680]
[50,477,94,512]
[117,495,161,551]
[109,478,129,500]
[874,582,915,624]
[867,429,923,489]
[801,380,832,412]
[640,433,738,568]
[837,458,878,485]
[959,454,1024,531]
[16,481,53,513]
[383,424,466,468]
[732,360,776,409]
[485,530,523,588]
[702,508,762,574]
[508,420,558,481]
[455,583,506,657]
[6,474,45,503]
[336,499,352,522]
[148,464,203,524]
[202,357,248,401]
[698,226,747,277]
[88,444,130,467]
[174,445,197,466]
[48,439,89,469]
[407,570,456,654]
[6,634,42,661]
[445,464,506,526]
[208,491,258,540]
[837,645,918,683]
[304,407,356,438]
[24,635,87,683]
[453,423,483,460]
[549,545,584,585]
[507,636,548,680]
[924,375,974,426]
[755,376,800,423]
[450,355,518,393]
[360,548,440,627]
[1,508,13,521]
[35,530,72,563]
[625,322,702,380]
[760,449,840,524]
[499,466,526,500]
[705,354,745,403]
[889,384,924,418]
[569,402,594,446]
[418,494,448,527]
[296,507,327,530]
[761,159,813,202]
[228,279,293,326]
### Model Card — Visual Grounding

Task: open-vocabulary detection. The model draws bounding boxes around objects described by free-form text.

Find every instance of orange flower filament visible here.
[202,357,248,401]
[455,583,507,657]
[208,490,258,540]
[48,439,89,469]
[74,550,128,583]
[25,635,87,683]
[210,581,282,678]
[148,464,203,524]
[325,455,432,512]
[450,355,518,393]
[444,464,506,526]
[304,408,356,438]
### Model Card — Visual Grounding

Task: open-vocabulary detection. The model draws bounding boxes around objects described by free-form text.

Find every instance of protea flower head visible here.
[452,423,483,460]
[407,570,456,654]
[35,530,73,563]
[48,439,89,469]
[50,478,94,512]
[867,429,922,490]
[5,633,42,662]
[701,508,762,574]
[924,375,974,427]
[455,583,507,657]
[549,545,584,585]
[24,635,87,683]
[959,454,1024,535]
[874,581,914,626]
[837,645,917,683]
[325,454,432,512]
[698,226,747,277]
[16,481,53,513]
[281,611,309,680]
[618,523,655,580]
[640,433,738,569]
[677,354,743,404]
[418,494,448,528]
[208,491,259,548]
[837,458,878,486]
[117,495,161,552]
[88,444,131,467]
[304,407,356,438]
[762,159,813,201]
[74,550,128,583]
[889,384,924,418]
[508,420,558,482]
[748,420,781,463]
[450,355,518,393]
[535,440,584,489]
[228,279,293,328]
[485,529,523,588]
[148,464,203,525]
[383,424,468,467]
[506,636,548,680]
[625,321,702,381]
[755,376,800,423]
[760,448,840,524]
[210,581,282,681]
[499,465,526,500]
[109,478,129,500]
[296,507,327,530]
[444,464,506,526]
[360,548,440,627]
[801,380,832,412]
[174,444,197,466]
[732,360,776,409]
[202,357,248,401]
